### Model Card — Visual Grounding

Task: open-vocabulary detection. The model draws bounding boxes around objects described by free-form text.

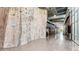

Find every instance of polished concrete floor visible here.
[0,32,79,51]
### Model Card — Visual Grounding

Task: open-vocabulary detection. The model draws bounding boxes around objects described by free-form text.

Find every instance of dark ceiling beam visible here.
[50,19,64,22]
[57,9,67,13]
[48,14,65,20]
[56,7,67,11]
[38,7,47,9]
[57,12,66,15]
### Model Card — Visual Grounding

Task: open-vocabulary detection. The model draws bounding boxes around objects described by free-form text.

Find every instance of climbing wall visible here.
[4,8,21,48]
[3,7,47,48]
[20,8,34,45]
[0,8,9,48]
[20,7,47,45]
[31,8,47,40]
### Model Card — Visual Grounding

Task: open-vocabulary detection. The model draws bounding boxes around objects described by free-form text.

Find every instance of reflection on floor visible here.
[0,32,79,51]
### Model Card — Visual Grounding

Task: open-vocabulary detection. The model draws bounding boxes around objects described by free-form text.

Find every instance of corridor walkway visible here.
[0,32,79,51]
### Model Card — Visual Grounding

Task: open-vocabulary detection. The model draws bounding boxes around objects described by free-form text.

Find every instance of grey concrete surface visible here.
[0,32,79,51]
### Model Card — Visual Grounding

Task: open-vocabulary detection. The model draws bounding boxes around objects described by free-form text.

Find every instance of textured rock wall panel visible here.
[20,8,47,45]
[0,8,9,48]
[31,8,47,40]
[4,8,21,48]
[3,7,47,48]
[20,8,34,45]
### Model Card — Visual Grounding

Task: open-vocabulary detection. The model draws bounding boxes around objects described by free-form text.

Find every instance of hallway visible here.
[0,7,79,51]
[0,32,79,51]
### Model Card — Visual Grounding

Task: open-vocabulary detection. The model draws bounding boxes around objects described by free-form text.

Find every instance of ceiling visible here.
[39,7,68,22]
[48,7,67,17]
[47,7,68,22]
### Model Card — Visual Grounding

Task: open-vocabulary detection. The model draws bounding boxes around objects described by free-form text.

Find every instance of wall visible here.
[4,8,21,48]
[3,7,47,48]
[31,8,47,40]
[0,8,9,48]
[70,7,79,44]
[64,16,71,35]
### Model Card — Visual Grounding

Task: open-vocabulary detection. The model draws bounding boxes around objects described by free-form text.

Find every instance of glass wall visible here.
[71,7,79,44]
